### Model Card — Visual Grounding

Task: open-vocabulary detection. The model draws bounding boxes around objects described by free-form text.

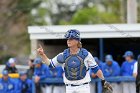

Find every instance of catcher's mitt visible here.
[102,80,113,93]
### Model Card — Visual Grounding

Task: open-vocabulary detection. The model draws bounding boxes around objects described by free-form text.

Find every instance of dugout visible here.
[28,24,140,65]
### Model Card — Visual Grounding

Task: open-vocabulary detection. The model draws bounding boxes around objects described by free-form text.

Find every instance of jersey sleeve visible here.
[85,52,98,68]
[133,62,138,74]
[49,53,63,68]
[85,52,99,73]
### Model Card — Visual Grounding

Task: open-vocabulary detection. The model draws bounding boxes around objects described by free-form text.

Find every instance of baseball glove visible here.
[102,80,113,93]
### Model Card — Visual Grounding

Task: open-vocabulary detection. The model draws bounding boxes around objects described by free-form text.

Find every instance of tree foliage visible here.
[70,7,121,24]
[0,0,42,62]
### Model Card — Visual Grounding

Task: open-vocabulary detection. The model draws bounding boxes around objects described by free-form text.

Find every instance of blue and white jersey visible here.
[49,48,99,85]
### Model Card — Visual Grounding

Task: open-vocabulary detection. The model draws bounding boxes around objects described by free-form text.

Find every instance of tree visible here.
[0,0,42,63]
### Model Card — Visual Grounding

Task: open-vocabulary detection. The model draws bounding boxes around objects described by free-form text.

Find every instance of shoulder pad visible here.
[63,49,70,60]
[78,48,88,59]
[57,54,65,64]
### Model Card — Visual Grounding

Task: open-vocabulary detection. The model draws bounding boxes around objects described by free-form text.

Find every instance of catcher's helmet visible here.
[64,29,81,41]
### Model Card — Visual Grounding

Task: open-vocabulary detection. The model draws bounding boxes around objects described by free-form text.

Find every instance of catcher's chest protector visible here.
[63,48,88,80]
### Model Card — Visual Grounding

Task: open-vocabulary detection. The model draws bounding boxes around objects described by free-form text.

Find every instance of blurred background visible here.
[0,0,140,64]
[0,1,140,93]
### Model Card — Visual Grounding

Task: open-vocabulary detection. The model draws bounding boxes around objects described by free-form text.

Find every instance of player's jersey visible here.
[49,48,98,85]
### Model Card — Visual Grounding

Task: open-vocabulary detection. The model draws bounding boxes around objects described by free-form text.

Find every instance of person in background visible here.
[4,58,18,73]
[50,66,65,93]
[102,54,121,93]
[27,55,35,79]
[90,57,104,93]
[121,51,136,93]
[33,57,48,93]
[102,55,120,77]
[15,71,32,93]
[0,70,15,93]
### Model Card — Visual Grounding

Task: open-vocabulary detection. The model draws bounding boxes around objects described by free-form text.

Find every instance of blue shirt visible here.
[34,64,48,80]
[98,61,104,71]
[0,77,15,93]
[15,78,32,93]
[121,60,136,76]
[102,61,120,77]
[48,66,63,78]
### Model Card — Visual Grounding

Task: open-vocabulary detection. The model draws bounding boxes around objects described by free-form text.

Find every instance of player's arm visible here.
[85,52,105,80]
[37,45,50,65]
[37,45,63,68]
[86,52,113,91]
[96,69,105,80]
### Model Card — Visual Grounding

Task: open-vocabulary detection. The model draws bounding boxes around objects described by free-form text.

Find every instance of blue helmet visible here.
[105,55,113,62]
[64,29,81,41]
[2,70,8,75]
[123,51,134,57]
[33,57,42,65]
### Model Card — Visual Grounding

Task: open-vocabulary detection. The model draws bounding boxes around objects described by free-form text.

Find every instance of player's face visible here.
[125,56,132,62]
[20,75,27,81]
[3,75,8,81]
[67,39,78,48]
[35,63,41,68]
[10,63,15,67]
[106,61,112,66]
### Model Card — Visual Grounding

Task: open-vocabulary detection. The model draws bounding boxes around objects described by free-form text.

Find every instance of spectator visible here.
[102,55,120,77]
[102,54,121,93]
[4,58,18,73]
[27,55,35,79]
[15,71,32,93]
[0,70,15,93]
[33,57,48,93]
[121,51,136,93]
[49,66,65,93]
[89,68,96,93]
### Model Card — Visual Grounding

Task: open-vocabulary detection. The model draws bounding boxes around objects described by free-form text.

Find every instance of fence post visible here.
[32,77,36,93]
[97,80,102,93]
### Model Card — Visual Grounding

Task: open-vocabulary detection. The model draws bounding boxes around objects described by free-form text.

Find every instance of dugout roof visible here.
[28,24,140,40]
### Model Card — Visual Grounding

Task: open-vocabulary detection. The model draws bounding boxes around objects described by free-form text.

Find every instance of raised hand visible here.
[37,44,44,55]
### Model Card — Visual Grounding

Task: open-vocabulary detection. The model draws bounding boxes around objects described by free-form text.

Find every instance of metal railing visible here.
[32,76,136,93]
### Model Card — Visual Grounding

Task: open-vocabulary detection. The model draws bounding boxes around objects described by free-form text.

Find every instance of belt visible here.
[66,82,89,86]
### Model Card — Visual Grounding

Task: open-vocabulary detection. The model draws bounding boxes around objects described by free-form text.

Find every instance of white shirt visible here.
[50,52,98,85]
[133,62,138,74]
